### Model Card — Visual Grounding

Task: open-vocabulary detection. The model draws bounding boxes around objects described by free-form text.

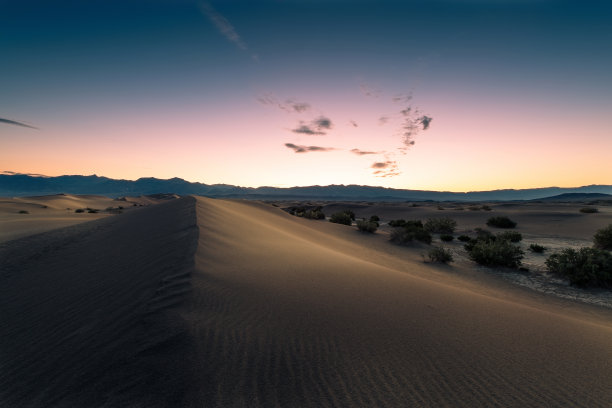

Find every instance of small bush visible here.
[457,235,471,242]
[388,219,406,227]
[428,246,453,263]
[389,219,423,228]
[497,231,523,243]
[474,228,494,240]
[546,247,612,288]
[468,239,524,268]
[593,224,612,250]
[18,210,29,214]
[481,205,492,211]
[304,208,325,220]
[87,208,99,214]
[390,225,432,245]
[343,210,356,221]
[75,209,85,213]
[486,216,517,229]
[440,234,454,242]
[356,219,378,233]
[369,215,380,223]
[530,244,546,253]
[424,217,457,234]
[329,211,352,226]
[579,207,598,214]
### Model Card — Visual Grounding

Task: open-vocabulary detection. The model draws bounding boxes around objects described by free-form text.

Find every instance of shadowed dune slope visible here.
[1,196,611,407]
[0,197,199,407]
[190,197,612,407]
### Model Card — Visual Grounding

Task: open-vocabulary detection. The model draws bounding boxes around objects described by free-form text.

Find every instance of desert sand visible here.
[1,196,611,407]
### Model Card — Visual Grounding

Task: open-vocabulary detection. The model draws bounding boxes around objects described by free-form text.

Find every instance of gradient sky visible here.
[1,0,611,191]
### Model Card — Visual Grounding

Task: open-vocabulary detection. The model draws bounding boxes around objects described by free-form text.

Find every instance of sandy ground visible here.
[1,196,611,407]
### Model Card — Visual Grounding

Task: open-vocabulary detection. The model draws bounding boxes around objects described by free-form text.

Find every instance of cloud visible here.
[0,117,37,129]
[291,116,333,136]
[359,83,382,98]
[371,161,393,169]
[200,2,257,59]
[351,148,381,156]
[419,115,432,130]
[371,159,400,177]
[257,94,311,113]
[378,116,389,126]
[285,143,336,153]
[349,120,358,127]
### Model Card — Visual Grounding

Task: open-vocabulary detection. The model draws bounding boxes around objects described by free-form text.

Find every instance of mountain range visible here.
[1,173,612,202]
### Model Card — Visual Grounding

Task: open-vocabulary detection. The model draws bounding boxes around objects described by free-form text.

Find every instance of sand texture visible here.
[1,196,612,407]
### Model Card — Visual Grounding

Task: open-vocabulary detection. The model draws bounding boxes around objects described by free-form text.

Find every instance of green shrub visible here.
[529,244,546,253]
[579,207,598,214]
[467,239,524,268]
[486,216,517,229]
[369,215,380,223]
[329,212,352,225]
[87,208,99,214]
[474,228,494,240]
[428,246,453,263]
[356,219,378,233]
[304,208,326,220]
[497,231,523,243]
[389,219,423,228]
[18,210,29,214]
[440,234,454,242]
[424,217,457,234]
[388,219,406,227]
[593,224,612,250]
[390,225,432,245]
[75,209,85,213]
[546,247,612,288]
[457,235,471,242]
[343,210,356,221]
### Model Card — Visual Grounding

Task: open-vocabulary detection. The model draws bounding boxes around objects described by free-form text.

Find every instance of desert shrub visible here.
[75,209,85,213]
[356,219,378,233]
[329,211,352,225]
[529,243,546,253]
[468,205,481,211]
[486,216,517,229]
[424,217,457,234]
[579,207,598,214]
[467,239,524,268]
[440,234,454,242]
[481,205,492,211]
[388,219,423,228]
[87,208,99,214]
[369,215,380,223]
[18,210,29,214]
[390,224,432,245]
[343,210,356,221]
[457,235,471,242]
[474,228,494,240]
[593,224,612,250]
[437,205,444,210]
[304,208,325,220]
[428,246,453,263]
[497,231,523,243]
[388,219,406,227]
[546,247,612,288]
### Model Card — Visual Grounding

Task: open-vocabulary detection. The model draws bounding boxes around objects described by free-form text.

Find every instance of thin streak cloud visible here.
[285,143,336,153]
[200,2,257,59]
[0,117,38,129]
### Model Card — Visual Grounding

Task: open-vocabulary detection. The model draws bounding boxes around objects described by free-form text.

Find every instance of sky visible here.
[1,0,611,192]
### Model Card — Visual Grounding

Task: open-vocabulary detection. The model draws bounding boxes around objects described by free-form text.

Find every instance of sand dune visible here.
[1,196,611,407]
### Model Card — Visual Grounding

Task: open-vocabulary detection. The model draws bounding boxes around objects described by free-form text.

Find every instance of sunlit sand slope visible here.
[191,197,612,407]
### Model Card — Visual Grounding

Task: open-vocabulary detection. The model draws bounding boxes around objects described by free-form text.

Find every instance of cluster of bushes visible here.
[546,247,611,288]
[18,210,29,214]
[389,219,432,245]
[579,207,598,214]
[545,224,612,288]
[529,244,546,253]
[356,216,380,233]
[288,206,326,220]
[486,216,517,229]
[329,210,355,226]
[468,205,492,211]
[463,230,524,268]
[423,217,457,234]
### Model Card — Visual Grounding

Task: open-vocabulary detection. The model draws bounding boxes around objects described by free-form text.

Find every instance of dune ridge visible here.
[1,196,611,407]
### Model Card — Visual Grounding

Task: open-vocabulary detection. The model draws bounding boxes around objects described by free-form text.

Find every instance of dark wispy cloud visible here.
[0,117,38,129]
[378,116,389,126]
[420,115,432,130]
[285,143,336,153]
[200,2,257,60]
[360,83,382,98]
[351,148,381,156]
[257,94,311,113]
[291,116,333,136]
[371,159,400,177]
[349,120,358,127]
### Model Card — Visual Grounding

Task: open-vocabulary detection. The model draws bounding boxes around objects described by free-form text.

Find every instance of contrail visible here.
[0,117,38,129]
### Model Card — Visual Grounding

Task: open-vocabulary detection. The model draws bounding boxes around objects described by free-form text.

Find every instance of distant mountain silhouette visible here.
[535,193,612,202]
[2,173,612,201]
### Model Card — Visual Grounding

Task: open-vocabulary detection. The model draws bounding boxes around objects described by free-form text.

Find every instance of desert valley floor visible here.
[1,195,611,407]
